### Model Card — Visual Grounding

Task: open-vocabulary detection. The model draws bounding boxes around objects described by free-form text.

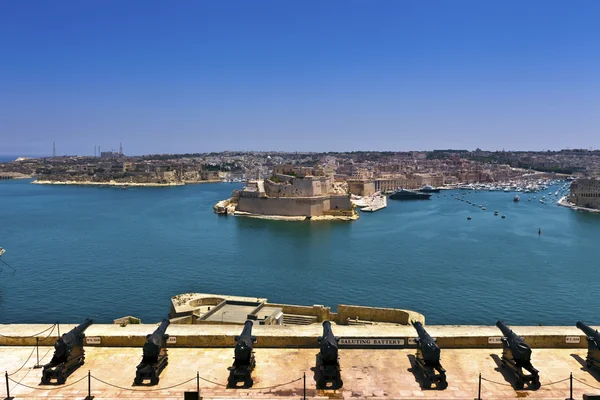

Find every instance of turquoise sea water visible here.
[0,179,598,325]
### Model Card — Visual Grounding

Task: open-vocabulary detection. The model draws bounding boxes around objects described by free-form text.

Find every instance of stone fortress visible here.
[214,165,357,220]
[570,178,600,209]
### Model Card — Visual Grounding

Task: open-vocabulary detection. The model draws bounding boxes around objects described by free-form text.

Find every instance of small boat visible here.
[482,207,486,211]
[494,210,499,215]
[467,216,472,220]
[0,247,5,257]
[501,215,506,219]
[514,195,520,202]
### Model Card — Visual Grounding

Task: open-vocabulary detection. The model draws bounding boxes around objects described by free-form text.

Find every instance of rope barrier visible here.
[480,376,513,387]
[8,374,87,390]
[543,377,570,386]
[245,376,303,390]
[574,377,600,390]
[7,347,36,376]
[0,323,56,339]
[91,375,196,391]
[197,375,228,387]
[7,324,56,376]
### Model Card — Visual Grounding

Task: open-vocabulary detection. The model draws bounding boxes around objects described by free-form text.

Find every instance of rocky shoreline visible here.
[233,210,359,221]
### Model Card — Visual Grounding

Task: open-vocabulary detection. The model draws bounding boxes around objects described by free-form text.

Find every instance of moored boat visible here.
[389,189,432,200]
[417,185,441,193]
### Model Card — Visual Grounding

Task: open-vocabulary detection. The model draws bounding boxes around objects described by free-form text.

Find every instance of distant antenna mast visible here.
[94,145,97,157]
[120,142,123,155]
[53,141,56,157]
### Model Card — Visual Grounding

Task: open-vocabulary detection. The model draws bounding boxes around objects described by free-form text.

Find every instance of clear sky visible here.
[1,1,599,156]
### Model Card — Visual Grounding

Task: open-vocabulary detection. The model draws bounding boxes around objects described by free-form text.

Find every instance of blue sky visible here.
[1,1,599,156]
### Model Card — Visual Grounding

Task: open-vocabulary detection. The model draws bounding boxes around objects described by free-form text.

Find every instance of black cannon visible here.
[496,320,539,389]
[576,321,600,370]
[316,320,342,389]
[42,319,93,384]
[411,321,446,389]
[228,320,256,387]
[134,319,170,385]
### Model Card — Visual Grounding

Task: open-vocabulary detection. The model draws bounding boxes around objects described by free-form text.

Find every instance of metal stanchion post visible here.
[5,371,13,400]
[33,337,41,369]
[303,372,306,400]
[57,322,60,337]
[85,370,94,400]
[476,373,482,400]
[197,371,200,399]
[565,372,573,400]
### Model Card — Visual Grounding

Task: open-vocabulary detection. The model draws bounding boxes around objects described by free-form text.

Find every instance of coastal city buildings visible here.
[1,149,600,211]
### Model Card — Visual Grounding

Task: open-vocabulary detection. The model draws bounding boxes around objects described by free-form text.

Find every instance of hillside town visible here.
[1,149,599,187]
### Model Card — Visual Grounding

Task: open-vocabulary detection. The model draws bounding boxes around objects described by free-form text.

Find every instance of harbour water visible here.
[0,179,598,325]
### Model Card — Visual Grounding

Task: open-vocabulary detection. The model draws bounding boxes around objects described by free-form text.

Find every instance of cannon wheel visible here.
[151,377,159,385]
[133,377,142,385]
[244,377,253,387]
[316,379,325,389]
[515,380,524,390]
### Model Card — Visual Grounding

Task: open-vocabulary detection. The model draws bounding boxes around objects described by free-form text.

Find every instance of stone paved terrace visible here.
[3,347,600,399]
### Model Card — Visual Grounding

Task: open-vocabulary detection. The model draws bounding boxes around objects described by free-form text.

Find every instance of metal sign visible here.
[167,336,177,344]
[566,336,581,344]
[488,337,503,344]
[86,337,101,345]
[338,338,405,348]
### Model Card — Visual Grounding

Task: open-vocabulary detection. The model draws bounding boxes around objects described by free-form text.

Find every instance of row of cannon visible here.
[39,318,600,390]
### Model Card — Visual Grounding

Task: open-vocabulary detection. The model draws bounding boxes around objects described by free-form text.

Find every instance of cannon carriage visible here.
[42,319,93,384]
[134,319,170,385]
[411,321,447,389]
[496,320,540,389]
[228,320,257,387]
[316,321,342,389]
[576,321,600,370]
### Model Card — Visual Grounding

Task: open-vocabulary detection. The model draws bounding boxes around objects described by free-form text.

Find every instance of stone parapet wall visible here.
[336,304,425,325]
[0,324,594,349]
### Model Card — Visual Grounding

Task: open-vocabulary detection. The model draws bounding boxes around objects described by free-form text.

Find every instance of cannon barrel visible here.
[412,321,431,341]
[53,318,93,361]
[496,320,514,339]
[319,321,339,364]
[412,321,440,364]
[496,320,532,364]
[577,321,600,340]
[143,319,170,360]
[234,320,256,364]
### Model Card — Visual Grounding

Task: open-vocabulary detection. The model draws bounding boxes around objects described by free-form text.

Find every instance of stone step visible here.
[282,314,318,325]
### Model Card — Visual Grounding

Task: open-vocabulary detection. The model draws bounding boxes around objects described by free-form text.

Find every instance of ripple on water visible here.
[0,180,598,325]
